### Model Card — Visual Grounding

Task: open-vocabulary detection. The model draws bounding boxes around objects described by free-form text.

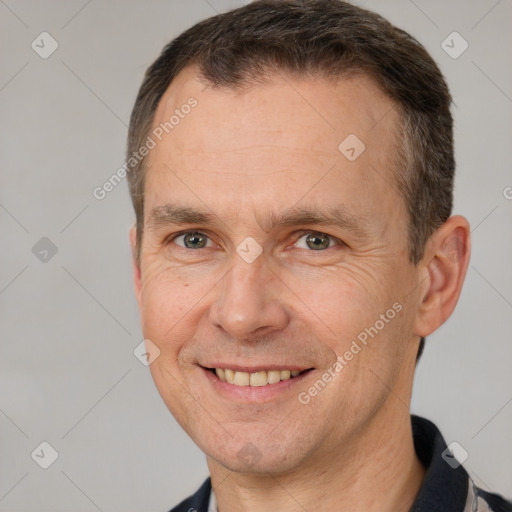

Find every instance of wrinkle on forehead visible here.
[144,65,406,245]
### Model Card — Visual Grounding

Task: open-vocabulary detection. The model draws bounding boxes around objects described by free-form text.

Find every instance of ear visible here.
[129,225,143,308]
[414,215,471,337]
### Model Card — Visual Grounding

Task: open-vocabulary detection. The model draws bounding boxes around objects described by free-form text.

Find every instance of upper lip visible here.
[201,364,313,373]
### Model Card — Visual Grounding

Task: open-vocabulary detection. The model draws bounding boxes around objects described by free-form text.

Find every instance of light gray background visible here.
[1,1,511,510]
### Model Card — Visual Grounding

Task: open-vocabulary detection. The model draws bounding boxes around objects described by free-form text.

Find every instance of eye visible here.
[171,231,213,249]
[294,232,340,251]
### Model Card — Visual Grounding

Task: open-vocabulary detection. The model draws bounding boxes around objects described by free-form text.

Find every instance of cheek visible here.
[290,264,408,392]
[138,260,206,355]
[296,273,409,433]
[138,263,211,426]
[286,264,390,342]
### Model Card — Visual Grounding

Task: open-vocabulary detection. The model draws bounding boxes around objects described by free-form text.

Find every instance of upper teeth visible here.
[215,368,302,387]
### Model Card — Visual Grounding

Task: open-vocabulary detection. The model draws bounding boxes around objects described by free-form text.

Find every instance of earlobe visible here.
[414,215,471,337]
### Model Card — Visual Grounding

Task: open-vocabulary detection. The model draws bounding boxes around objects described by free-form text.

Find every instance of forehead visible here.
[144,65,404,228]
[151,65,399,159]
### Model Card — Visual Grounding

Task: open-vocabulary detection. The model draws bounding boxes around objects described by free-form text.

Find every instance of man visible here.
[126,1,511,511]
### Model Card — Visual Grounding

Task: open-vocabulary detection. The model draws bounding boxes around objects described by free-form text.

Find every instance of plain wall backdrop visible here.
[1,1,511,510]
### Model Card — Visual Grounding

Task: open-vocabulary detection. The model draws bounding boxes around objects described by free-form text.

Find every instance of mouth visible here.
[205,367,313,387]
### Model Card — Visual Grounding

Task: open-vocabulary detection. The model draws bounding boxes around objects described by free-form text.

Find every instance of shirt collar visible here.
[208,486,218,512]
[208,415,471,512]
[410,415,469,511]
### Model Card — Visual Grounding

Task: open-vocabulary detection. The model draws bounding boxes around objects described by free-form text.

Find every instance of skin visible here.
[130,65,471,512]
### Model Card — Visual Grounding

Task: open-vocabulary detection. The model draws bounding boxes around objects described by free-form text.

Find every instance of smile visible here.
[212,368,310,387]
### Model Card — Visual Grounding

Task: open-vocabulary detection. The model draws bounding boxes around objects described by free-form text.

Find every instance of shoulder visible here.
[168,478,211,512]
[474,486,512,512]
[410,415,512,512]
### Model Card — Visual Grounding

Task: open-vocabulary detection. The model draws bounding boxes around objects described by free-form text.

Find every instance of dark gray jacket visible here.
[169,416,512,512]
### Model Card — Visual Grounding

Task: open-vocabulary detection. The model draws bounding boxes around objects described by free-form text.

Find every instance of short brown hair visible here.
[127,0,454,270]
[128,0,446,360]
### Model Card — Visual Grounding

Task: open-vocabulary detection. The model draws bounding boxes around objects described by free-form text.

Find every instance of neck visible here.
[208,360,425,512]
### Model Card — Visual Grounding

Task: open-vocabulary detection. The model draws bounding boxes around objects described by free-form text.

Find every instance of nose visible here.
[209,257,290,341]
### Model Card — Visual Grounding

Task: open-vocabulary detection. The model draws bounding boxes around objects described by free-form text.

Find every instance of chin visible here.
[209,447,304,476]
[200,427,312,476]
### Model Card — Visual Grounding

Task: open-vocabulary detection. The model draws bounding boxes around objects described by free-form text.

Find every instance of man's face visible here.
[132,66,424,474]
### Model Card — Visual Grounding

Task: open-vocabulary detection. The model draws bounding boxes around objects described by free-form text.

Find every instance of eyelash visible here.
[166,230,343,251]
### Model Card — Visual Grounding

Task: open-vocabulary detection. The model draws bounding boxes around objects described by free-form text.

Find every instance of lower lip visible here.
[201,367,313,403]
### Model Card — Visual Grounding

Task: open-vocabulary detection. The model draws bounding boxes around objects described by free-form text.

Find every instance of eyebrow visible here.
[147,203,370,238]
